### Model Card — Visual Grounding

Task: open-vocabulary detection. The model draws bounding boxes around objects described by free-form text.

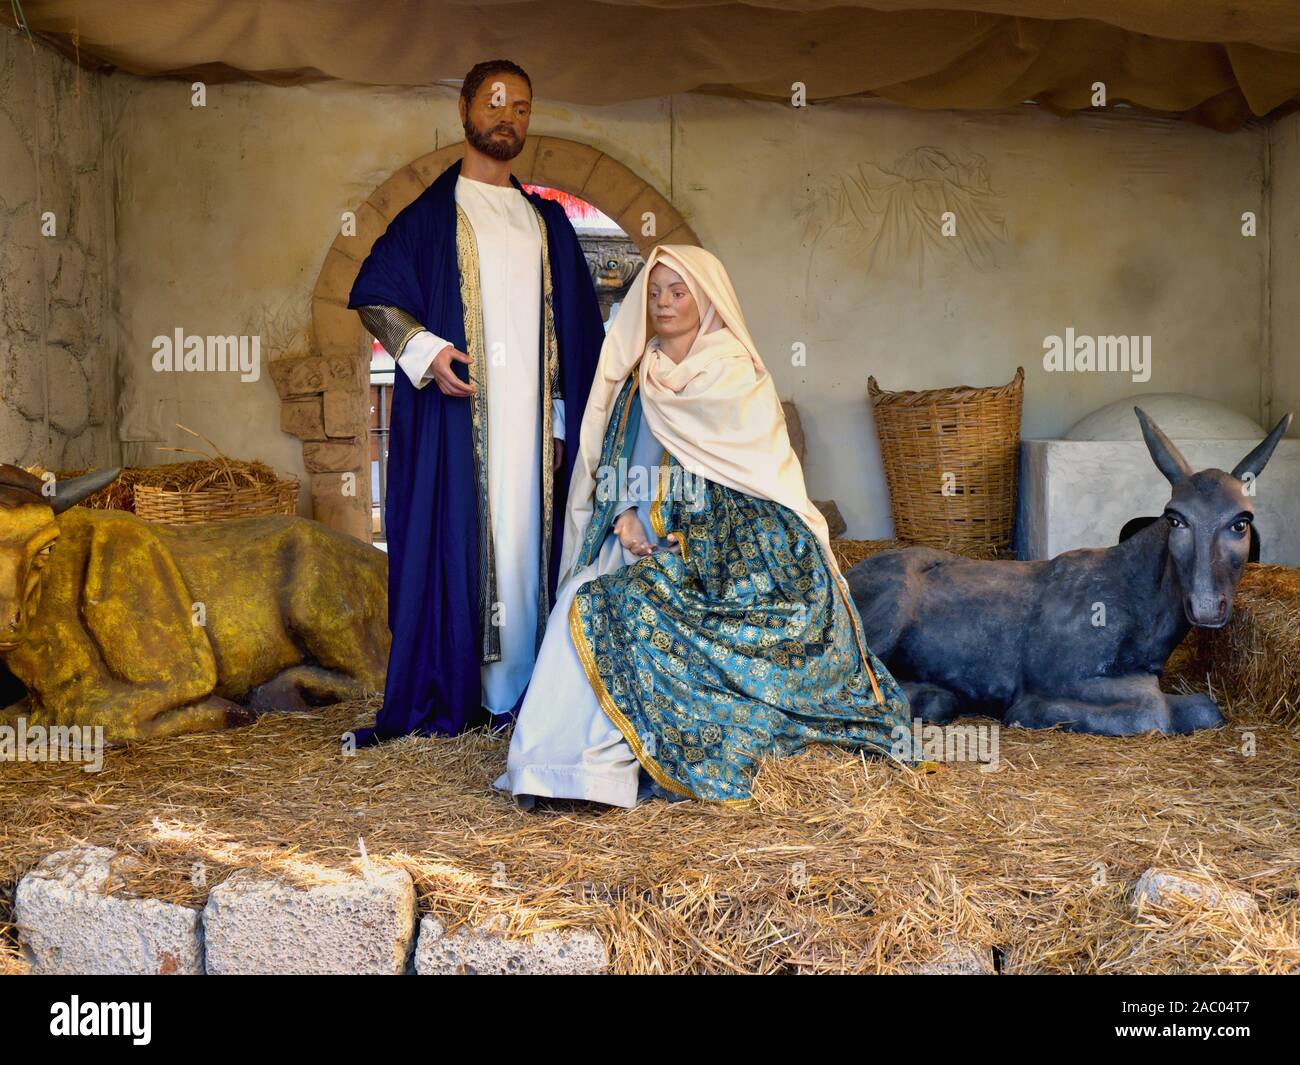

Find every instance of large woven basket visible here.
[868,366,1024,553]
[133,479,299,524]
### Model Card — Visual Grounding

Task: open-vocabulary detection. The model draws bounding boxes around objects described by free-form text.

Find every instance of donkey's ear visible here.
[51,467,122,514]
[1135,407,1193,484]
[1232,413,1293,482]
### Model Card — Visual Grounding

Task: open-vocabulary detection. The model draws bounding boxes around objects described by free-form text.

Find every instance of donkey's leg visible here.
[1006,675,1175,735]
[1166,691,1224,733]
[902,682,962,725]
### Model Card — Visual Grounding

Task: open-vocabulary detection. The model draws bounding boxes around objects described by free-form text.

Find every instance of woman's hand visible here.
[613,509,656,557]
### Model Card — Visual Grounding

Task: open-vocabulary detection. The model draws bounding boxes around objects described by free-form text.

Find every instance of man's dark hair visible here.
[460,60,532,109]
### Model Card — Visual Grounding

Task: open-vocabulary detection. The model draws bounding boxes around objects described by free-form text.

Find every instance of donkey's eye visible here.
[1230,518,1250,534]
[1165,514,1186,529]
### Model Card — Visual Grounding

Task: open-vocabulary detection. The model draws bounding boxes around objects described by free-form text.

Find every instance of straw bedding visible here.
[1,546,1296,975]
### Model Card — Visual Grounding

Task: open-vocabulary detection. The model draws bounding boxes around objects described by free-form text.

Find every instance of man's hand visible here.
[553,439,564,473]
[613,509,656,557]
[429,344,476,397]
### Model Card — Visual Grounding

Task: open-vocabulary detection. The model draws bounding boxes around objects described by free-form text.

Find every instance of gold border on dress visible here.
[567,596,753,809]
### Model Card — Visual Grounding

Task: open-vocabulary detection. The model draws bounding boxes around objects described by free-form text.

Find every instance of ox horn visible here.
[51,467,122,514]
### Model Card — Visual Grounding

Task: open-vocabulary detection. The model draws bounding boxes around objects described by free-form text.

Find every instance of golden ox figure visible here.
[0,464,389,743]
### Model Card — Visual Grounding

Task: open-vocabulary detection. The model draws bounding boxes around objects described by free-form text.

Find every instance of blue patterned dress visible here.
[565,374,913,806]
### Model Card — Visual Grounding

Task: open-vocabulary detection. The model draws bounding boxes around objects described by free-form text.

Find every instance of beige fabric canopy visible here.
[7,0,1300,130]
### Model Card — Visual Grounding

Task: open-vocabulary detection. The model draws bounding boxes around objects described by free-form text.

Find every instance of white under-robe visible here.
[396,174,564,715]
[493,411,670,808]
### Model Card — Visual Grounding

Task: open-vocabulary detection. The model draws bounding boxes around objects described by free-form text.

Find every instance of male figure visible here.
[349,60,605,740]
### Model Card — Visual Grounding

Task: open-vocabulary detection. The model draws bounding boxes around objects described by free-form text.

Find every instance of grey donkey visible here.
[847,408,1293,735]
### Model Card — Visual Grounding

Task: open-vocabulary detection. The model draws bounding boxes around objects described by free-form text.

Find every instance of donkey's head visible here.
[0,464,120,650]
[1136,408,1292,628]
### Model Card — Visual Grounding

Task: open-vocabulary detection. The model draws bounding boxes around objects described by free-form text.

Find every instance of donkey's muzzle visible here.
[1185,593,1230,628]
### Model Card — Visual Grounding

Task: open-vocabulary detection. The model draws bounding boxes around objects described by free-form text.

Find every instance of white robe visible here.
[493,412,669,808]
[398,174,564,714]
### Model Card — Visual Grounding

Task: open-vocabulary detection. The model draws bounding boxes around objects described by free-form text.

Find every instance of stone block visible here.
[331,201,390,264]
[580,153,647,220]
[530,137,601,194]
[15,847,203,975]
[312,297,366,358]
[322,388,360,438]
[414,914,609,975]
[202,866,416,975]
[410,147,462,187]
[898,941,995,975]
[1131,868,1258,916]
[280,397,326,440]
[304,439,365,473]
[368,166,426,222]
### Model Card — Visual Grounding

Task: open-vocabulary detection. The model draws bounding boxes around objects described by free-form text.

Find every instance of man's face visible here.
[461,73,532,161]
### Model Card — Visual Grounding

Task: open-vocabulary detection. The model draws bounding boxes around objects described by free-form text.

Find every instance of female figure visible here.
[495,245,911,807]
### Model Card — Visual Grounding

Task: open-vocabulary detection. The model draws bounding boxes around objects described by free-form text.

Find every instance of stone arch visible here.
[275,136,698,540]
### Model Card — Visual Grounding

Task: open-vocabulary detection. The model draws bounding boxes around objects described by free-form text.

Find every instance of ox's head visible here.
[1136,408,1292,629]
[0,464,121,650]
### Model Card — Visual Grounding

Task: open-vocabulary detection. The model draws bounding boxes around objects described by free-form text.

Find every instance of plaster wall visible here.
[35,62,1282,536]
[0,28,116,472]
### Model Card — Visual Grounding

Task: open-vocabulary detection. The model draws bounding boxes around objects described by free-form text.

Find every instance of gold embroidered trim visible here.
[530,202,558,650]
[356,305,424,360]
[647,448,691,560]
[577,372,640,571]
[649,447,670,539]
[831,567,885,706]
[568,595,753,808]
[455,204,500,663]
[613,372,640,461]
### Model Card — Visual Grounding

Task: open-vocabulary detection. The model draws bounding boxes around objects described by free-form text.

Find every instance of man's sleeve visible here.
[358,305,455,389]
[399,331,453,389]
[357,305,424,361]
[552,398,565,441]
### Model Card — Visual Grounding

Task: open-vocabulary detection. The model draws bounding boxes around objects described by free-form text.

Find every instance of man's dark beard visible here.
[464,117,523,161]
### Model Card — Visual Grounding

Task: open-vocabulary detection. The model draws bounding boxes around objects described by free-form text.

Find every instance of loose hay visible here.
[2,693,1296,974]
[3,540,1296,973]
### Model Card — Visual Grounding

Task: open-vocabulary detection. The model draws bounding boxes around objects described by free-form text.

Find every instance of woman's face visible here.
[647,264,700,343]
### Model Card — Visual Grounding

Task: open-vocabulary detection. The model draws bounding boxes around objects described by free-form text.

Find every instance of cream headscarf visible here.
[559,244,836,584]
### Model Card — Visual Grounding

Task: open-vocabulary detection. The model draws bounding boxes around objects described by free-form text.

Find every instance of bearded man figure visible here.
[349,60,605,741]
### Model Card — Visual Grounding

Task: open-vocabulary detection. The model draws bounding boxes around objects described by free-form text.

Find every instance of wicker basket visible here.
[868,366,1024,553]
[133,478,300,524]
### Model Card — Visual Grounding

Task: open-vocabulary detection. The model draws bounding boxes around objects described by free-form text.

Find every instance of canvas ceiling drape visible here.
[8,1,1300,130]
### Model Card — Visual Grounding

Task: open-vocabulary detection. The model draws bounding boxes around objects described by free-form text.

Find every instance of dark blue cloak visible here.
[347,160,604,740]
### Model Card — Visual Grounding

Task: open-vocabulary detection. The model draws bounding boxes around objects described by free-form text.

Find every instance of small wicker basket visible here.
[868,366,1024,553]
[133,479,299,524]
